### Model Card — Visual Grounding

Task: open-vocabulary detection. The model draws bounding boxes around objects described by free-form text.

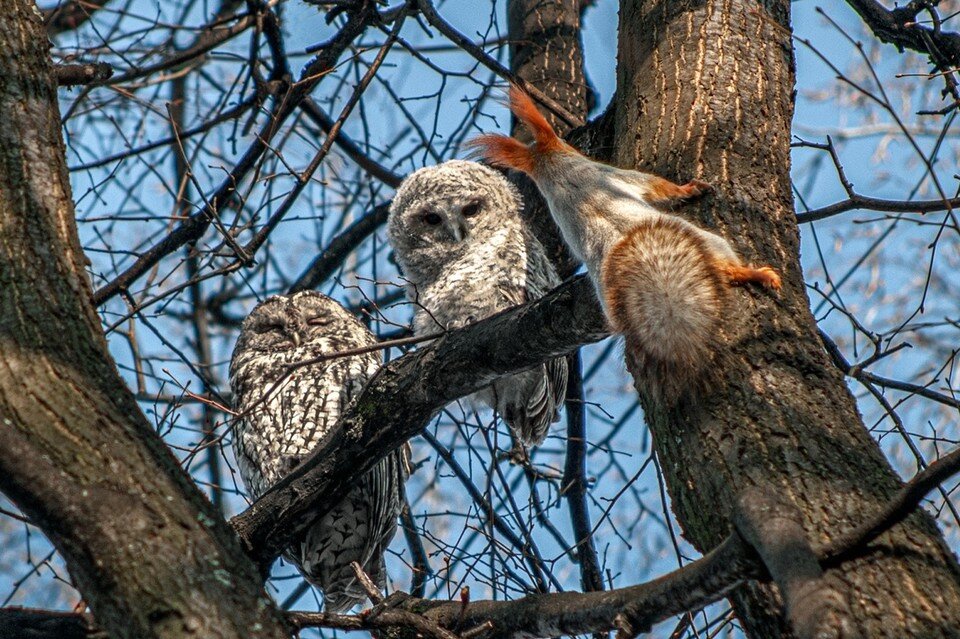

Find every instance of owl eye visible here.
[422,212,443,225]
[461,201,481,218]
[258,322,285,335]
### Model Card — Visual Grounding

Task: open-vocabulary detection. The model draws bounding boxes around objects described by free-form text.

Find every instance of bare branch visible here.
[845,0,960,66]
[824,445,960,565]
[300,98,403,187]
[797,193,960,224]
[44,0,112,37]
[54,62,112,86]
[91,6,377,305]
[10,441,960,639]
[561,354,605,594]
[415,0,584,129]
[288,202,391,293]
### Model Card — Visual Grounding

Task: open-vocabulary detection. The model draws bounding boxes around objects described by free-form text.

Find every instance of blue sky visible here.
[3,2,958,637]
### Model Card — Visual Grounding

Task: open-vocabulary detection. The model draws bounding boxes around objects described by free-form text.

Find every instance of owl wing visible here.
[525,234,570,433]
[298,355,408,612]
[491,231,569,445]
[359,444,410,587]
[230,359,309,499]
[301,446,407,612]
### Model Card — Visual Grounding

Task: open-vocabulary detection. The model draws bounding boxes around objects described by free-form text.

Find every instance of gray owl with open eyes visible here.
[229,291,408,612]
[387,160,568,448]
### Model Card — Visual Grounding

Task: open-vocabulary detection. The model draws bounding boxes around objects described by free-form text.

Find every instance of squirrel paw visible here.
[753,266,782,290]
[723,263,782,291]
[679,179,714,200]
[648,177,714,204]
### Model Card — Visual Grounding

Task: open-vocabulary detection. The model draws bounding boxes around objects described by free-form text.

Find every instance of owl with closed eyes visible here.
[229,291,408,612]
[387,160,568,449]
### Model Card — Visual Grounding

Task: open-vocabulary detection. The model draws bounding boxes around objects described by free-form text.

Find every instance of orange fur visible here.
[507,85,569,155]
[468,84,572,174]
[720,263,783,290]
[600,217,728,402]
[468,134,537,174]
[645,178,714,205]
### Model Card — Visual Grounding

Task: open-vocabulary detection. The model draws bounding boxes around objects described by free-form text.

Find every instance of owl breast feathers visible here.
[229,290,408,612]
[387,160,568,448]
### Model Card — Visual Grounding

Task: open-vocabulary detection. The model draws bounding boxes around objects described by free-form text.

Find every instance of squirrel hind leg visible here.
[721,263,782,291]
[646,177,714,205]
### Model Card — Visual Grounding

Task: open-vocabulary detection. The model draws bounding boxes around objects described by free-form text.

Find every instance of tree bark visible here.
[0,2,289,637]
[614,1,960,636]
[508,0,592,137]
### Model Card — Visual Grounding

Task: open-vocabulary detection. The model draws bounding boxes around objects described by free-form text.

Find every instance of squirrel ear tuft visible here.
[465,134,537,175]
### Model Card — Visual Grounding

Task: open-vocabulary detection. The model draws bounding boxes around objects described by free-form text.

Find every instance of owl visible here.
[387,160,568,449]
[229,290,408,612]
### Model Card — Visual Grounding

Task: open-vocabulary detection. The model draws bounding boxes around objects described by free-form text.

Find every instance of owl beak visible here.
[290,330,301,347]
[450,219,469,242]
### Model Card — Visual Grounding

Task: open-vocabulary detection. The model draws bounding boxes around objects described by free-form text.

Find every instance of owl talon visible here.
[498,443,530,467]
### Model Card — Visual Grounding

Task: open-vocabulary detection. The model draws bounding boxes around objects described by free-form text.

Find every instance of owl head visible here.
[231,290,371,360]
[387,160,523,282]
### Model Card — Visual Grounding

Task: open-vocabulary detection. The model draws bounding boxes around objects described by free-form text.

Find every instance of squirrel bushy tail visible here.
[602,216,728,399]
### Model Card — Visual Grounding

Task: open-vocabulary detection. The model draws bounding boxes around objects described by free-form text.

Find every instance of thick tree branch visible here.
[54,62,112,86]
[10,442,960,639]
[0,607,99,639]
[734,489,849,639]
[845,0,960,66]
[616,1,960,633]
[0,1,289,636]
[231,275,608,569]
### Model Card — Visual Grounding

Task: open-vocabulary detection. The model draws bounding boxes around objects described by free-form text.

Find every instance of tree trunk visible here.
[614,1,960,636]
[508,0,592,136]
[0,2,289,637]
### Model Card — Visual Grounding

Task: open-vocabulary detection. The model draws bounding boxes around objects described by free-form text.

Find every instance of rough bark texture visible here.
[0,2,289,637]
[508,0,591,136]
[615,1,960,637]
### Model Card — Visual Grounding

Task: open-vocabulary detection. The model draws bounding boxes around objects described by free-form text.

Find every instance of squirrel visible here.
[469,84,782,401]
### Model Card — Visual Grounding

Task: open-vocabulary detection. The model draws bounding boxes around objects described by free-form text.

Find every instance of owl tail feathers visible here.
[321,588,364,614]
[311,556,385,613]
[601,217,729,403]
[496,359,568,449]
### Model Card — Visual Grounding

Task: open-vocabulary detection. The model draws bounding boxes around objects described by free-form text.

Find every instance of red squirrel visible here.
[470,85,781,400]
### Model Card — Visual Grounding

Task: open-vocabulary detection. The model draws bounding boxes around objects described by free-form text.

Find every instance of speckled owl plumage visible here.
[387,160,567,447]
[229,291,407,612]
